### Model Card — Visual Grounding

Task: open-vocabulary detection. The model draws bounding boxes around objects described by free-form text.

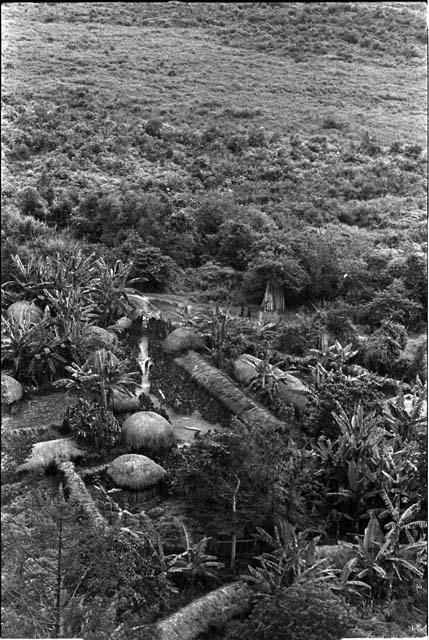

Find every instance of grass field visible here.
[1,2,427,295]
[2,3,426,161]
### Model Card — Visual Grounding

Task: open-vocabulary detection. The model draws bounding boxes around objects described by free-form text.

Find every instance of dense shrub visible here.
[303,371,383,439]
[361,321,408,376]
[117,234,175,292]
[165,423,308,536]
[225,582,354,640]
[358,280,424,329]
[62,398,121,450]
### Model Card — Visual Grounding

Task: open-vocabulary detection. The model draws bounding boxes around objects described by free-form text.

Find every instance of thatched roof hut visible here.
[1,373,23,405]
[162,327,206,355]
[233,354,311,410]
[86,348,120,370]
[79,326,117,359]
[122,411,175,453]
[6,300,42,328]
[17,438,85,472]
[106,454,167,490]
[109,316,133,334]
[112,389,141,414]
[174,351,284,431]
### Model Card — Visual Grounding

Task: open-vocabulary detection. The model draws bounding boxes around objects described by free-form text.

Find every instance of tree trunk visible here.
[230,475,241,573]
[55,499,64,638]
[154,581,253,640]
[262,281,285,312]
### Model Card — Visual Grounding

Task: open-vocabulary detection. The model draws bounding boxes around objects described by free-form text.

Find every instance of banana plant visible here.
[327,460,379,534]
[341,495,427,600]
[83,258,137,327]
[246,350,291,404]
[1,315,67,384]
[331,403,388,463]
[244,521,335,593]
[315,404,389,534]
[55,348,138,412]
[384,385,427,441]
[145,523,224,599]
[308,338,359,372]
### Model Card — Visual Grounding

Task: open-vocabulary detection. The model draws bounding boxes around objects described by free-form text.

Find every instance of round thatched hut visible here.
[1,373,23,408]
[233,353,311,410]
[6,300,42,328]
[79,327,118,359]
[86,348,120,370]
[109,316,133,334]
[122,411,175,453]
[162,326,206,354]
[106,454,167,491]
[111,389,141,414]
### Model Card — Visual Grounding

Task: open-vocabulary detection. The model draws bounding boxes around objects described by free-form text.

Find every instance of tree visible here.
[118,234,175,292]
[1,487,176,638]
[215,219,256,270]
[360,280,424,329]
[242,250,309,306]
[291,229,343,301]
[1,488,118,639]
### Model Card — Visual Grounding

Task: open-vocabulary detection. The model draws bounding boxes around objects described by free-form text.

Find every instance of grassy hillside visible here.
[1,2,427,309]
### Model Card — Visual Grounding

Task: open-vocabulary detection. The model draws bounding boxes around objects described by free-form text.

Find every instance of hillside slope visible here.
[1,2,427,309]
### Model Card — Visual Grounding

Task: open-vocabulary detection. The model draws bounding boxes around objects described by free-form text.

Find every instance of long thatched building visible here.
[173,351,285,432]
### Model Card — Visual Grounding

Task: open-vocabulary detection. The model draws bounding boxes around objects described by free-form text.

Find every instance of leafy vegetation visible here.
[1,2,427,639]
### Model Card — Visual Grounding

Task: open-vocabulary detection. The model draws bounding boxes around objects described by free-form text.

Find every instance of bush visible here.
[225,582,355,640]
[304,371,383,439]
[145,117,163,138]
[62,398,121,450]
[165,423,306,536]
[118,237,175,292]
[180,261,242,300]
[17,187,48,220]
[359,280,424,329]
[361,321,408,376]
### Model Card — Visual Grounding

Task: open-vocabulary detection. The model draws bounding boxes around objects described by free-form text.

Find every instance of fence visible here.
[207,537,259,567]
[98,500,151,528]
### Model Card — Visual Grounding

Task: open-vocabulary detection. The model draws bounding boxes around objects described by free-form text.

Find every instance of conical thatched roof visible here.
[17,438,85,472]
[86,348,120,370]
[162,327,206,355]
[1,373,23,405]
[122,411,175,453]
[174,351,284,431]
[6,300,42,328]
[106,453,167,490]
[109,316,133,334]
[112,389,141,414]
[79,326,117,358]
[233,354,311,409]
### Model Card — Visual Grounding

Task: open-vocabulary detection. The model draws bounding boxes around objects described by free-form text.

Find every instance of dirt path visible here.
[1,391,76,431]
